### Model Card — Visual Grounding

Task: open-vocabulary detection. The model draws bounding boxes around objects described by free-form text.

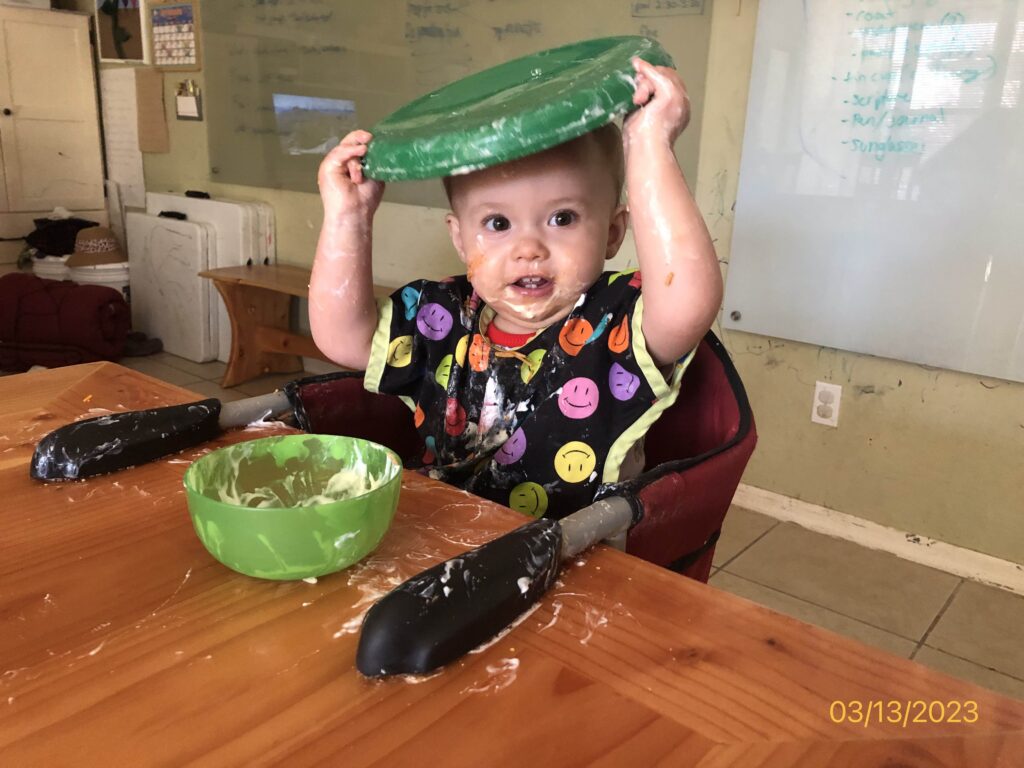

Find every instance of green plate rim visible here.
[362,36,674,182]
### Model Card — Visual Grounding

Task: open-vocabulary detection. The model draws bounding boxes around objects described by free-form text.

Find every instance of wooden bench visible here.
[199,264,391,388]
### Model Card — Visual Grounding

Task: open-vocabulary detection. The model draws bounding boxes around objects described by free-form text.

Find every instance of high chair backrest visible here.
[617,331,757,581]
[286,372,424,462]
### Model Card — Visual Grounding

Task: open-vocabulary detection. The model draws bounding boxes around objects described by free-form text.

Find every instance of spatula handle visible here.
[217,390,290,429]
[559,496,633,560]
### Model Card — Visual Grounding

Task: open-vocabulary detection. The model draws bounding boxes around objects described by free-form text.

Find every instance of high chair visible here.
[284,330,756,583]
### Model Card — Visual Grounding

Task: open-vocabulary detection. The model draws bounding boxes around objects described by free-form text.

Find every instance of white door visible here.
[0,9,104,213]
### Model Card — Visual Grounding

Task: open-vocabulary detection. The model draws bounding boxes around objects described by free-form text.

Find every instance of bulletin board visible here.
[723,0,1024,382]
[199,0,713,207]
[95,0,149,63]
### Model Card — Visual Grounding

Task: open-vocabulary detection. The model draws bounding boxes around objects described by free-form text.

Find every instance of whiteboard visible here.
[722,0,1024,383]
[200,0,712,208]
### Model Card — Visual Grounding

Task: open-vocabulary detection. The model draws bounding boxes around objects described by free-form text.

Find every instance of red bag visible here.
[0,273,129,371]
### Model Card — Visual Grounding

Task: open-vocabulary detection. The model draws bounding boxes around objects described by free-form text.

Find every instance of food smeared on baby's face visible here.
[444,130,626,336]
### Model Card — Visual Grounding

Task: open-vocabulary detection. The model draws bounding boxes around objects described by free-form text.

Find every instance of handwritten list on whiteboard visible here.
[723,0,1024,383]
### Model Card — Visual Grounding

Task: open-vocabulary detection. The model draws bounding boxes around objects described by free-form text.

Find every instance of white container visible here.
[32,255,70,281]
[70,262,131,304]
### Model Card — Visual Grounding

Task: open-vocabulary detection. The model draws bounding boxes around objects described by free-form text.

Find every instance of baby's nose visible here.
[512,235,548,261]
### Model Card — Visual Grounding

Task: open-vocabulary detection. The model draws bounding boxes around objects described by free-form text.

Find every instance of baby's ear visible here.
[445,213,467,264]
[605,204,629,259]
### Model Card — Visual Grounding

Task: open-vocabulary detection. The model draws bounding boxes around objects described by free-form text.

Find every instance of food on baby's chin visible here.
[217,468,382,508]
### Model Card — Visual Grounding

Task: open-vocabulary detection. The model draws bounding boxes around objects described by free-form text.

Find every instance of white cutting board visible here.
[146,193,256,362]
[127,212,216,363]
[216,197,275,266]
[145,193,276,362]
[146,193,276,266]
[253,201,276,265]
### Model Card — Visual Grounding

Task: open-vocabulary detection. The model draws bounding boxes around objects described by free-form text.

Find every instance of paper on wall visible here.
[135,68,170,153]
[99,68,146,208]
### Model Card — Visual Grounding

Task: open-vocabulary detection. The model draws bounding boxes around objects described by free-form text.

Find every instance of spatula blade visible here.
[30,399,222,481]
[356,517,562,677]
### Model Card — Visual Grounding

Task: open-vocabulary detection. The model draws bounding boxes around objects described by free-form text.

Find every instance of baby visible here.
[310,59,722,519]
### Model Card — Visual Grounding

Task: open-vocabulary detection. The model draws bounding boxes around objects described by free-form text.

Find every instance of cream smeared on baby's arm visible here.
[623,58,722,367]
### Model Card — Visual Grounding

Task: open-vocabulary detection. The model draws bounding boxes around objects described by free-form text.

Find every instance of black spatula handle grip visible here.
[356,517,562,677]
[31,399,221,481]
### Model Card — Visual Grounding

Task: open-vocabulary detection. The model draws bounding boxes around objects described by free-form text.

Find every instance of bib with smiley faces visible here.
[365,270,693,520]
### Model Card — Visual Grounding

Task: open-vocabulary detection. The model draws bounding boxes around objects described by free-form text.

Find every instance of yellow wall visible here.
[108,1,1021,564]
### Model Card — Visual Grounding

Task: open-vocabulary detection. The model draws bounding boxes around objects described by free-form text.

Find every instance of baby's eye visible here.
[548,210,577,227]
[483,215,511,232]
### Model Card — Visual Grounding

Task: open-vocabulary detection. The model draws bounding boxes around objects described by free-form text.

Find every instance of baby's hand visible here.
[318,129,385,220]
[622,58,691,151]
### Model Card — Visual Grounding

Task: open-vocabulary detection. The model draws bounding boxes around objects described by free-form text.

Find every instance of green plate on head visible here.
[362,36,673,182]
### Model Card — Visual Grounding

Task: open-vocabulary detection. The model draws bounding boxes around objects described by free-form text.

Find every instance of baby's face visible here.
[445,146,626,336]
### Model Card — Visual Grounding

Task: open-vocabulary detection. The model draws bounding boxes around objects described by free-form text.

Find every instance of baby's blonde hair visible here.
[443,122,624,207]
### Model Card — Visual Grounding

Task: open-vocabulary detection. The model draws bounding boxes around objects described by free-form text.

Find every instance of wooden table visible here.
[198,264,391,388]
[2,364,1023,766]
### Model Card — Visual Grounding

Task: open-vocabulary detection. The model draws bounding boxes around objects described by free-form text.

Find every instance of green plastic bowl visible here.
[183,435,402,581]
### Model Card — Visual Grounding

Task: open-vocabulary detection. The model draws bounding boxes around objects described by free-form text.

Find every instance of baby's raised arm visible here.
[623,59,722,367]
[309,130,385,371]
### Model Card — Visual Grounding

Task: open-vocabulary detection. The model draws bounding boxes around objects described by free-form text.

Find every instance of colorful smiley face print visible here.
[416,303,453,341]
[455,334,469,367]
[558,317,593,357]
[444,397,467,436]
[387,335,413,367]
[469,333,491,372]
[494,427,527,465]
[509,481,548,518]
[520,349,545,383]
[435,354,453,389]
[585,312,612,344]
[608,316,629,354]
[476,376,504,434]
[557,377,599,419]
[608,363,640,401]
[400,286,421,320]
[554,441,597,483]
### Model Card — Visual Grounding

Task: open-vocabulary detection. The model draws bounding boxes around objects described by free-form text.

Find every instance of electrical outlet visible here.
[811,381,841,427]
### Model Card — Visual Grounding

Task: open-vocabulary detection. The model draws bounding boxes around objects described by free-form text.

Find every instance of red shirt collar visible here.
[485,322,535,348]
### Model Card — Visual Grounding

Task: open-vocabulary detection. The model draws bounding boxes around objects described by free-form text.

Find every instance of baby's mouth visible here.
[511,275,552,295]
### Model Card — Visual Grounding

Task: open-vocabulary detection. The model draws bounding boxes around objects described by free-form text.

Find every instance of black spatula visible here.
[30,390,290,481]
[356,495,636,677]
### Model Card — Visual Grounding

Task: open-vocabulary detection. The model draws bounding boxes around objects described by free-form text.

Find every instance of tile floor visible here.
[112,352,1024,702]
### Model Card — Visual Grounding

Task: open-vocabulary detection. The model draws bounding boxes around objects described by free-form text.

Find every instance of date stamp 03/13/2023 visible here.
[829,700,979,728]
